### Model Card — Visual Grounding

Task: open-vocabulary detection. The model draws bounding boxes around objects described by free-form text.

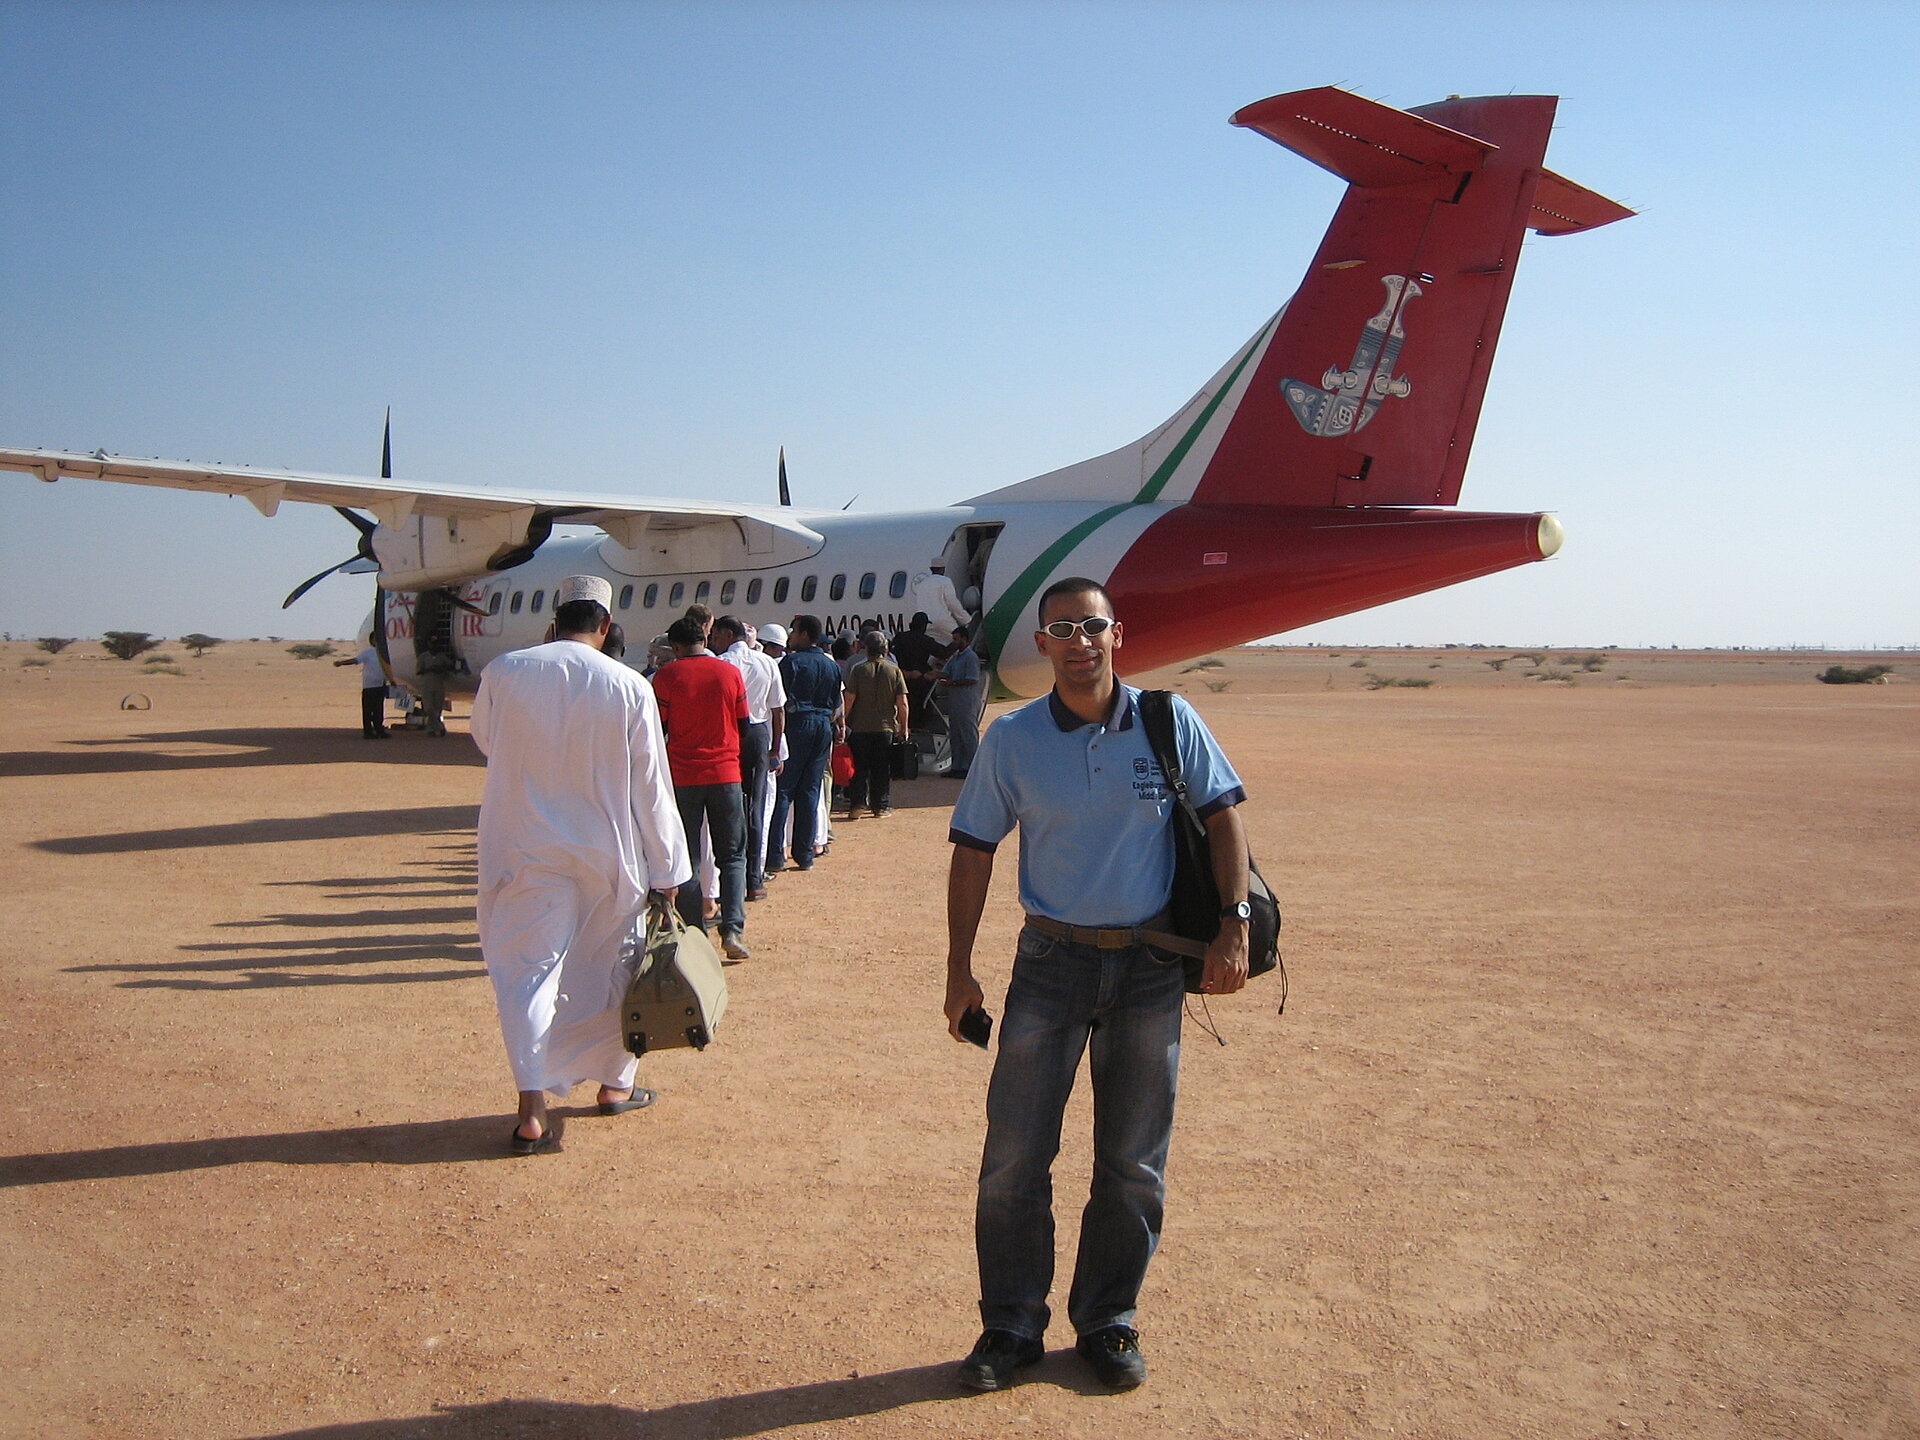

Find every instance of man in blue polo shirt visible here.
[943,576,1250,1394]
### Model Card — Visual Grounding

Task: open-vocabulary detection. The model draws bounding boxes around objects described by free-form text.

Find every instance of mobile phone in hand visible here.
[958,1006,993,1049]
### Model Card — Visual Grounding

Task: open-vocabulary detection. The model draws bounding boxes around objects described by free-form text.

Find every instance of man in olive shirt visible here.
[843,629,908,819]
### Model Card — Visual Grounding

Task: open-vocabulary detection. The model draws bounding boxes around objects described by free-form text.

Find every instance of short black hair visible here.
[554,599,609,635]
[666,617,707,647]
[710,614,746,643]
[909,611,929,631]
[952,623,971,641]
[1036,576,1113,625]
[789,614,822,643]
[601,623,626,661]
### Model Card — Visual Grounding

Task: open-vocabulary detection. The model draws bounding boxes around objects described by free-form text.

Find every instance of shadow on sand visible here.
[0,1110,620,1187]
[33,804,479,855]
[231,1362,1107,1439]
[0,725,484,779]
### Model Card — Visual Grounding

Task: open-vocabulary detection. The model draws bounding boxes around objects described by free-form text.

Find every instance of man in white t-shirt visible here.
[333,633,394,739]
[711,614,785,900]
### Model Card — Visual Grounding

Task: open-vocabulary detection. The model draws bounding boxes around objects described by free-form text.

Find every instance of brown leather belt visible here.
[1023,910,1206,959]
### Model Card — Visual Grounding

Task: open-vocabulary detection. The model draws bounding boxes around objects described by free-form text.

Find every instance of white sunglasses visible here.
[1041,616,1117,640]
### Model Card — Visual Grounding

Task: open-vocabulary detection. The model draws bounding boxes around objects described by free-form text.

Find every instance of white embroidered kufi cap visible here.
[555,574,614,610]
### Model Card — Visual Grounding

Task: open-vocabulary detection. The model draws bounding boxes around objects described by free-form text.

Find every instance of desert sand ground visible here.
[1,639,1914,1440]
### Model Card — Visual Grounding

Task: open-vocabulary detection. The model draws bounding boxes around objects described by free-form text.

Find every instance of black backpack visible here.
[1138,689,1283,1000]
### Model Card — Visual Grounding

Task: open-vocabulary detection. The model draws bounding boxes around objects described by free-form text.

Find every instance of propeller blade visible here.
[372,585,391,667]
[381,407,392,480]
[778,446,791,507]
[282,557,358,609]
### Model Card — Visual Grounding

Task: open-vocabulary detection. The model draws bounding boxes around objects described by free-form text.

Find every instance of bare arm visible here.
[769,704,784,774]
[1199,804,1251,994]
[894,689,909,735]
[944,843,994,1039]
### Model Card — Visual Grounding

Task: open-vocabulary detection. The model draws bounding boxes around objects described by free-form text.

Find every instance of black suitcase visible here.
[889,737,920,780]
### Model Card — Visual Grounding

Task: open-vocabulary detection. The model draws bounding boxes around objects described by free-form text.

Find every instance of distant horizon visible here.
[6,632,1912,658]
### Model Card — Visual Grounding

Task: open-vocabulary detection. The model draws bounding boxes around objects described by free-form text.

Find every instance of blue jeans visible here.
[768,709,831,868]
[976,927,1185,1340]
[673,782,746,936]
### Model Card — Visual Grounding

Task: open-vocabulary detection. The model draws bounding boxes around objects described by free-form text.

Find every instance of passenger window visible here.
[829,574,847,601]
[695,580,711,604]
[773,576,790,603]
[669,582,685,606]
[618,584,634,610]
[889,570,908,599]
[530,590,545,614]
[488,593,503,615]
[858,572,876,600]
[719,578,736,606]
[509,592,523,615]
[644,583,658,608]
[746,578,762,605]
[800,575,817,602]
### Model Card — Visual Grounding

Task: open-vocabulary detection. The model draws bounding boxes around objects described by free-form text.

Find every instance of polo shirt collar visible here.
[1046,684,1135,732]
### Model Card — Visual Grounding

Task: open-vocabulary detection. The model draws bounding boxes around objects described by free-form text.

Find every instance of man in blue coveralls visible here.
[943,576,1251,1393]
[768,614,844,873]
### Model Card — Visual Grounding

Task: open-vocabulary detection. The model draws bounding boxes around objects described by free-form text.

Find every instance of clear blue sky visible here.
[3,1,1914,648]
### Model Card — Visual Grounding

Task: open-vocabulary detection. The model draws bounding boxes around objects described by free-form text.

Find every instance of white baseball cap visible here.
[555,574,614,610]
[758,622,788,646]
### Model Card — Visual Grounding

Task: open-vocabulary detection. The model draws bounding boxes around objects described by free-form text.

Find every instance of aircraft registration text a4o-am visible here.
[3,87,1631,701]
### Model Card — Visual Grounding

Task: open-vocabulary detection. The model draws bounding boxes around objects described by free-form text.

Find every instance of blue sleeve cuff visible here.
[948,828,999,853]
[1194,785,1247,821]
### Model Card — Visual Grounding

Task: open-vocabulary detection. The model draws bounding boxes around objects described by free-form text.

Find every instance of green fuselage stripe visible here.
[980,317,1276,697]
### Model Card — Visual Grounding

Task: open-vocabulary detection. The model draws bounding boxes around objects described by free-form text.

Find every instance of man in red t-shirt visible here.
[650,616,753,958]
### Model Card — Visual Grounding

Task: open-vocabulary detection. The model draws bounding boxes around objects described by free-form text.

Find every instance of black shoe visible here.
[956,1329,1044,1392]
[1075,1325,1146,1390]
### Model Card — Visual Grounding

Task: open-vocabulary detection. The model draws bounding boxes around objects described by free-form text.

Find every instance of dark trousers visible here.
[845,730,894,814]
[738,720,771,887]
[769,710,832,869]
[674,782,747,937]
[360,686,387,736]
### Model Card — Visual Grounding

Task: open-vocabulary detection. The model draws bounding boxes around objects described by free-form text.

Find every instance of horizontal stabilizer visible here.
[1528,168,1636,235]
[1231,86,1493,190]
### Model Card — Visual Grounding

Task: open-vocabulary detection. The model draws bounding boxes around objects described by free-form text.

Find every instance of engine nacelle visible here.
[371,508,542,590]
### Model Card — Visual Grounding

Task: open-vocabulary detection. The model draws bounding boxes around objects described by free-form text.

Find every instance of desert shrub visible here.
[179,633,223,658]
[1200,677,1233,693]
[21,657,49,668]
[142,652,177,665]
[101,631,161,661]
[35,637,75,655]
[1348,657,1369,668]
[1571,653,1608,672]
[1817,664,1891,685]
[145,665,187,677]
[1366,673,1435,689]
[1428,662,1442,668]
[1484,657,1508,671]
[1534,668,1577,684]
[287,642,336,660]
[1181,656,1225,673]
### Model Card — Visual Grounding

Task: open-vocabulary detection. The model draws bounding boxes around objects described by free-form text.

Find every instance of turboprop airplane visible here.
[2,86,1631,702]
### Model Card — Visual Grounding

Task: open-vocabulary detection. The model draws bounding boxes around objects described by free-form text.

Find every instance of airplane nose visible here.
[1536,513,1565,558]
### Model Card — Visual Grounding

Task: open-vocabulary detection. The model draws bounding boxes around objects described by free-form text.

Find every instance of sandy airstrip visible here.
[2,639,1914,1440]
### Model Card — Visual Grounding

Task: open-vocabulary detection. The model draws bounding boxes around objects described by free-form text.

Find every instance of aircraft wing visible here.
[0,445,827,586]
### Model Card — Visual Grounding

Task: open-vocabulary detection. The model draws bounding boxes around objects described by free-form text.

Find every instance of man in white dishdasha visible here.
[470,575,692,1155]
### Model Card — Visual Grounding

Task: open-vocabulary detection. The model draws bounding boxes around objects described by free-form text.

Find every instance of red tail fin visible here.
[1191,88,1631,509]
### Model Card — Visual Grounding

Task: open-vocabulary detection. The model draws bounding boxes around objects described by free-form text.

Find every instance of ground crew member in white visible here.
[470,575,691,1155]
[912,557,972,646]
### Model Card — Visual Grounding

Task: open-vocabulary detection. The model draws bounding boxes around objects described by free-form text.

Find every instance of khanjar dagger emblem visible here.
[1283,274,1422,437]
